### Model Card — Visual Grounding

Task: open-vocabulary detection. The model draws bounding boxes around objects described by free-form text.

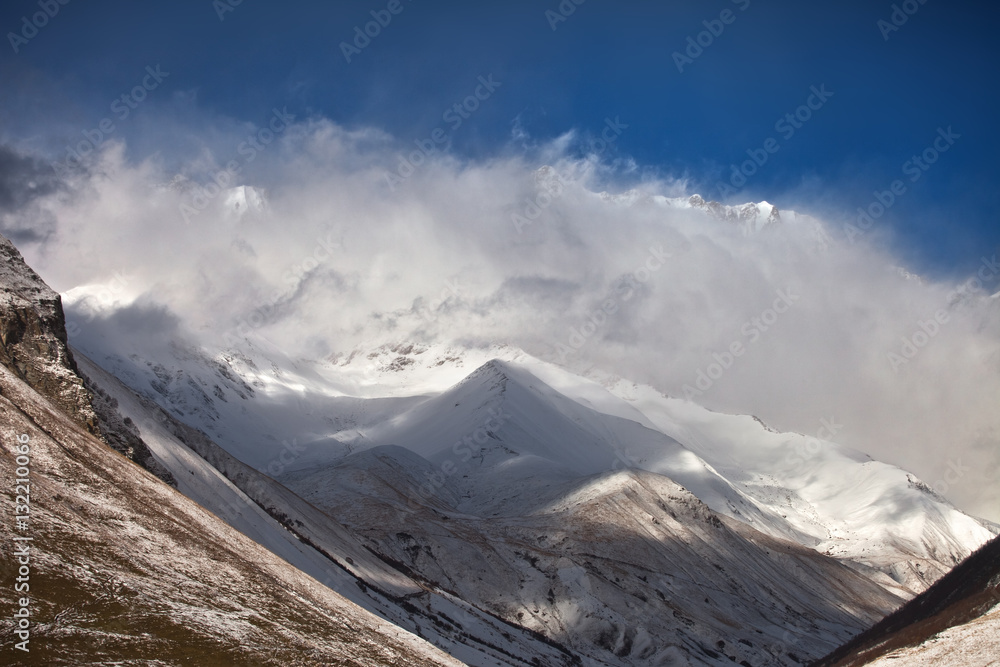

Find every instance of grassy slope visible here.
[0,363,463,667]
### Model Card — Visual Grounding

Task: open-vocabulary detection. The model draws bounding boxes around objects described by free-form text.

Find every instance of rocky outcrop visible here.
[0,233,99,433]
[0,232,174,484]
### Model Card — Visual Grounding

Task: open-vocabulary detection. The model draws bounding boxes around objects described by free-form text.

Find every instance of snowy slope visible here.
[597,378,997,592]
[814,532,1000,667]
[0,362,462,666]
[67,321,996,597]
[75,352,589,667]
[595,190,783,236]
[60,293,998,664]
[303,349,996,595]
[284,456,903,665]
[863,605,1000,667]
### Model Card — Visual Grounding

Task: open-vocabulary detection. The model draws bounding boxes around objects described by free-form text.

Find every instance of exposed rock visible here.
[0,233,99,433]
[0,232,173,484]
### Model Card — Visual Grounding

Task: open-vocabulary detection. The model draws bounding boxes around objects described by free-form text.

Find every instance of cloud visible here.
[8,112,1000,523]
[0,145,65,244]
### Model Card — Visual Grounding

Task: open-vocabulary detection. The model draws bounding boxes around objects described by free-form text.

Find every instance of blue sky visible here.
[1,0,998,276]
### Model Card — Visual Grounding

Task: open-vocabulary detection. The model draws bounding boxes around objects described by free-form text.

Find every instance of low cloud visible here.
[6,112,999,522]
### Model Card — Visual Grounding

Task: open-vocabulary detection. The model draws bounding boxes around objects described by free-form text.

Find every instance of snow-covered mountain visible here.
[0,232,462,666]
[8,220,997,664]
[814,533,1000,666]
[595,189,784,236]
[62,318,997,664]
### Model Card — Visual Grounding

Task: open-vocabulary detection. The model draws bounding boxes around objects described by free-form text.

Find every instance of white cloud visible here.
[12,114,1000,522]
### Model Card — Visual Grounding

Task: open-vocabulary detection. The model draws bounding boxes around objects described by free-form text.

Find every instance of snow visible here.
[75,351,587,666]
[864,603,1000,667]
[64,322,998,664]
[0,360,463,666]
[70,321,996,598]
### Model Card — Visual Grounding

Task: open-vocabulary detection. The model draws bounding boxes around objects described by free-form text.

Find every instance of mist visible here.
[5,112,999,522]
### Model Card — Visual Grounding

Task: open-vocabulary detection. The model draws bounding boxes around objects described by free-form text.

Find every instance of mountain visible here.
[812,533,1000,666]
[0,362,463,666]
[68,326,996,664]
[75,349,908,664]
[7,223,998,665]
[0,231,470,666]
[595,189,783,236]
[73,353,589,665]
[72,328,993,592]
[0,233,98,432]
[0,233,172,484]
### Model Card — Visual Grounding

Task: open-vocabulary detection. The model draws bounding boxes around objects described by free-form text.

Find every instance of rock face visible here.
[0,232,174,484]
[0,233,98,433]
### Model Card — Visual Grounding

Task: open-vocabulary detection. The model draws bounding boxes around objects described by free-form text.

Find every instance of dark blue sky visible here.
[1,0,997,277]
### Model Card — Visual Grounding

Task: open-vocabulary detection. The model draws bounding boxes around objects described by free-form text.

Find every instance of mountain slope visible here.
[74,352,586,666]
[284,445,904,665]
[0,232,172,484]
[277,360,927,665]
[0,233,98,432]
[0,362,462,666]
[600,378,997,593]
[812,533,1000,666]
[0,230,465,666]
